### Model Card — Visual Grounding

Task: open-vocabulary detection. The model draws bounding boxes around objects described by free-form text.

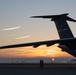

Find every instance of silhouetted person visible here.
[40,59,44,68]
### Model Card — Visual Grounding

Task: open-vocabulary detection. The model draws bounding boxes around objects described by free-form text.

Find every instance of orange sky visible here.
[0,44,73,59]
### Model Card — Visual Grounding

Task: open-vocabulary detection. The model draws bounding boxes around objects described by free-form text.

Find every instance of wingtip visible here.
[30,16,34,18]
[30,16,40,18]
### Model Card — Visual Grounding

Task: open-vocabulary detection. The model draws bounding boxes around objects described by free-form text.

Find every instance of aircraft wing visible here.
[0,38,75,49]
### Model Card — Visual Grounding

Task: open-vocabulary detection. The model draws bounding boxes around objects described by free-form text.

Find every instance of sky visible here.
[0,0,76,63]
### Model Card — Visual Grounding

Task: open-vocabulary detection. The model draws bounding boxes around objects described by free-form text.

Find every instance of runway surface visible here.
[0,63,76,75]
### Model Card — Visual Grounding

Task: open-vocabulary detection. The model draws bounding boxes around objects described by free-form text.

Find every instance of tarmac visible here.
[0,63,76,75]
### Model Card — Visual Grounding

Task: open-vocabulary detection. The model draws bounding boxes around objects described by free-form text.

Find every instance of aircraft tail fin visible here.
[31,13,76,39]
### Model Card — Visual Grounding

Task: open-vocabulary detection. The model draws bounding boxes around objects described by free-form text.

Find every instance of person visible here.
[40,59,44,68]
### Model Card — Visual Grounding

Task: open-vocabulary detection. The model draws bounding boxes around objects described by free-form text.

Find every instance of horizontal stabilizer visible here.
[66,16,76,22]
[31,13,68,18]
[31,13,76,22]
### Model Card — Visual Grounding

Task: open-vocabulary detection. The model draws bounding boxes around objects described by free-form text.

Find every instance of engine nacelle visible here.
[58,45,70,52]
[33,45,40,48]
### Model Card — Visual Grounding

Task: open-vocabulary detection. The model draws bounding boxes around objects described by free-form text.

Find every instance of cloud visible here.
[15,36,30,39]
[2,26,21,31]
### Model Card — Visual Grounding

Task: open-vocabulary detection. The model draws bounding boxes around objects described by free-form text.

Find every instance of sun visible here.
[52,58,55,61]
